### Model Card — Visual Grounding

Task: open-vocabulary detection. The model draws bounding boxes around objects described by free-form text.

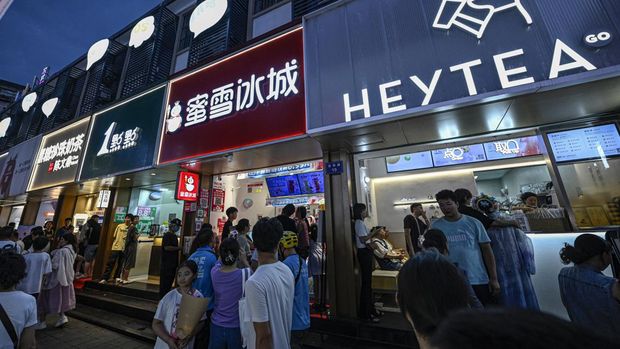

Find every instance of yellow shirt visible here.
[111,223,128,251]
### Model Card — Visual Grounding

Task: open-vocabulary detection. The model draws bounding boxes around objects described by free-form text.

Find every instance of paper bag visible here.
[176,293,209,339]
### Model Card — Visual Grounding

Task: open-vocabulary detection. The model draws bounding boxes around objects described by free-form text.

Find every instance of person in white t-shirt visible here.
[0,227,21,254]
[0,251,37,349]
[245,218,295,349]
[17,237,51,328]
[153,260,205,349]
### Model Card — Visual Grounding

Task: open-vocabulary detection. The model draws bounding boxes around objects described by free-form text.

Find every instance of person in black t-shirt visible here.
[221,207,238,240]
[277,204,298,234]
[454,189,519,229]
[404,203,429,256]
[84,215,101,278]
[159,218,182,299]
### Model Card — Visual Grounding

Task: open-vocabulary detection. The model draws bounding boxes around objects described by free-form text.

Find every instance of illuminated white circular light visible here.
[189,0,228,38]
[21,92,37,112]
[129,16,155,48]
[87,39,110,70]
[0,118,10,138]
[42,97,59,117]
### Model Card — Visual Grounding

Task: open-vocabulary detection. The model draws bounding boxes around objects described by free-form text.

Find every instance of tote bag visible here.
[238,268,255,348]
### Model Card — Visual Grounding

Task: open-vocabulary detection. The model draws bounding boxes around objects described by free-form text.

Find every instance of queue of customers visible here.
[355,188,620,347]
[152,203,319,349]
[0,220,81,348]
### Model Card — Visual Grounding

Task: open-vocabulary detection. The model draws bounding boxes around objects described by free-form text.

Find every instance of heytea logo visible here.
[433,0,532,39]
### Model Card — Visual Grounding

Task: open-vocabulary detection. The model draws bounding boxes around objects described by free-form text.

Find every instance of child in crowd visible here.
[38,234,77,329]
[152,260,205,349]
[17,237,52,327]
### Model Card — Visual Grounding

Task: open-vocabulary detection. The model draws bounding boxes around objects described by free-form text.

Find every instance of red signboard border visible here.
[157,27,306,165]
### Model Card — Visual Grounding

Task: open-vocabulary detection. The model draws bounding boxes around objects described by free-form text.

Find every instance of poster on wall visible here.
[175,171,199,202]
[0,135,41,199]
[79,86,166,180]
[28,117,90,191]
[114,207,128,223]
[211,188,225,212]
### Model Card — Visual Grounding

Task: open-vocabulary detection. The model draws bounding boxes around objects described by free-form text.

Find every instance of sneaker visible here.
[75,273,85,279]
[98,279,107,284]
[34,322,47,330]
[54,315,68,328]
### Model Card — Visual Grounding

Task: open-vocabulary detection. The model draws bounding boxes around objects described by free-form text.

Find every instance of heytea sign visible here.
[28,117,90,191]
[304,0,620,130]
[80,86,166,180]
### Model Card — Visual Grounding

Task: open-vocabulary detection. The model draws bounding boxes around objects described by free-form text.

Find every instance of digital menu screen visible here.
[265,175,302,197]
[297,171,324,194]
[432,144,487,167]
[386,151,434,173]
[548,124,620,162]
[484,136,542,161]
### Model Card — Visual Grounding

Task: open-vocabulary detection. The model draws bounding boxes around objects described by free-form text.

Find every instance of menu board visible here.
[386,151,434,173]
[548,124,620,162]
[265,175,302,197]
[298,171,324,194]
[484,136,542,161]
[432,144,487,167]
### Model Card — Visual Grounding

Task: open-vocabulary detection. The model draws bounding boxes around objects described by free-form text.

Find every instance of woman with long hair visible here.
[39,233,77,328]
[295,206,310,259]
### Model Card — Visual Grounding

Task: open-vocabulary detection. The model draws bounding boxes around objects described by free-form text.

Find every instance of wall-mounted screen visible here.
[297,171,324,194]
[548,124,620,162]
[432,144,487,167]
[265,175,301,197]
[484,136,543,161]
[386,151,434,173]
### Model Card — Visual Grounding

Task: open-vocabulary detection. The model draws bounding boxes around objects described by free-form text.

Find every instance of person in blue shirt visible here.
[280,231,310,348]
[430,189,500,306]
[558,233,620,339]
[188,226,218,348]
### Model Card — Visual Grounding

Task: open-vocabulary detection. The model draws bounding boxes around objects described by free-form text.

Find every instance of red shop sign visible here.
[158,28,306,165]
[175,171,200,202]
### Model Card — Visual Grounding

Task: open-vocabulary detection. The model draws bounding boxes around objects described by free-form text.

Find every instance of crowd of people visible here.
[1,189,618,348]
[152,203,322,349]
[353,187,620,347]
[0,218,84,348]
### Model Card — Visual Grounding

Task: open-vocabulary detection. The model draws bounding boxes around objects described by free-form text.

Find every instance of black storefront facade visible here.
[302,0,620,336]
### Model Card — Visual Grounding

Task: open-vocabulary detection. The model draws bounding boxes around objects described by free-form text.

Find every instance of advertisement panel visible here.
[79,86,166,180]
[28,117,90,191]
[158,28,305,164]
[304,0,620,131]
[0,136,42,198]
[175,171,200,202]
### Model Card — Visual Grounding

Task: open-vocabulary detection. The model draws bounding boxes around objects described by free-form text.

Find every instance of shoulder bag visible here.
[0,303,18,349]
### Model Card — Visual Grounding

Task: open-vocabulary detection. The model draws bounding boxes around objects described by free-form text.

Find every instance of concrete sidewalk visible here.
[35,316,151,349]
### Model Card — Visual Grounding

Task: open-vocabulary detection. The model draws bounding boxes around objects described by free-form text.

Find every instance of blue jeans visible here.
[208,323,242,349]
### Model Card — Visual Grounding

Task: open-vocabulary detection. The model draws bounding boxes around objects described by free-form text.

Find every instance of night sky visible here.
[0,0,162,85]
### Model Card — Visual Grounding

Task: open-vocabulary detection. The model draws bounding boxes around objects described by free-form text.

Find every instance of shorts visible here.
[84,245,98,262]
